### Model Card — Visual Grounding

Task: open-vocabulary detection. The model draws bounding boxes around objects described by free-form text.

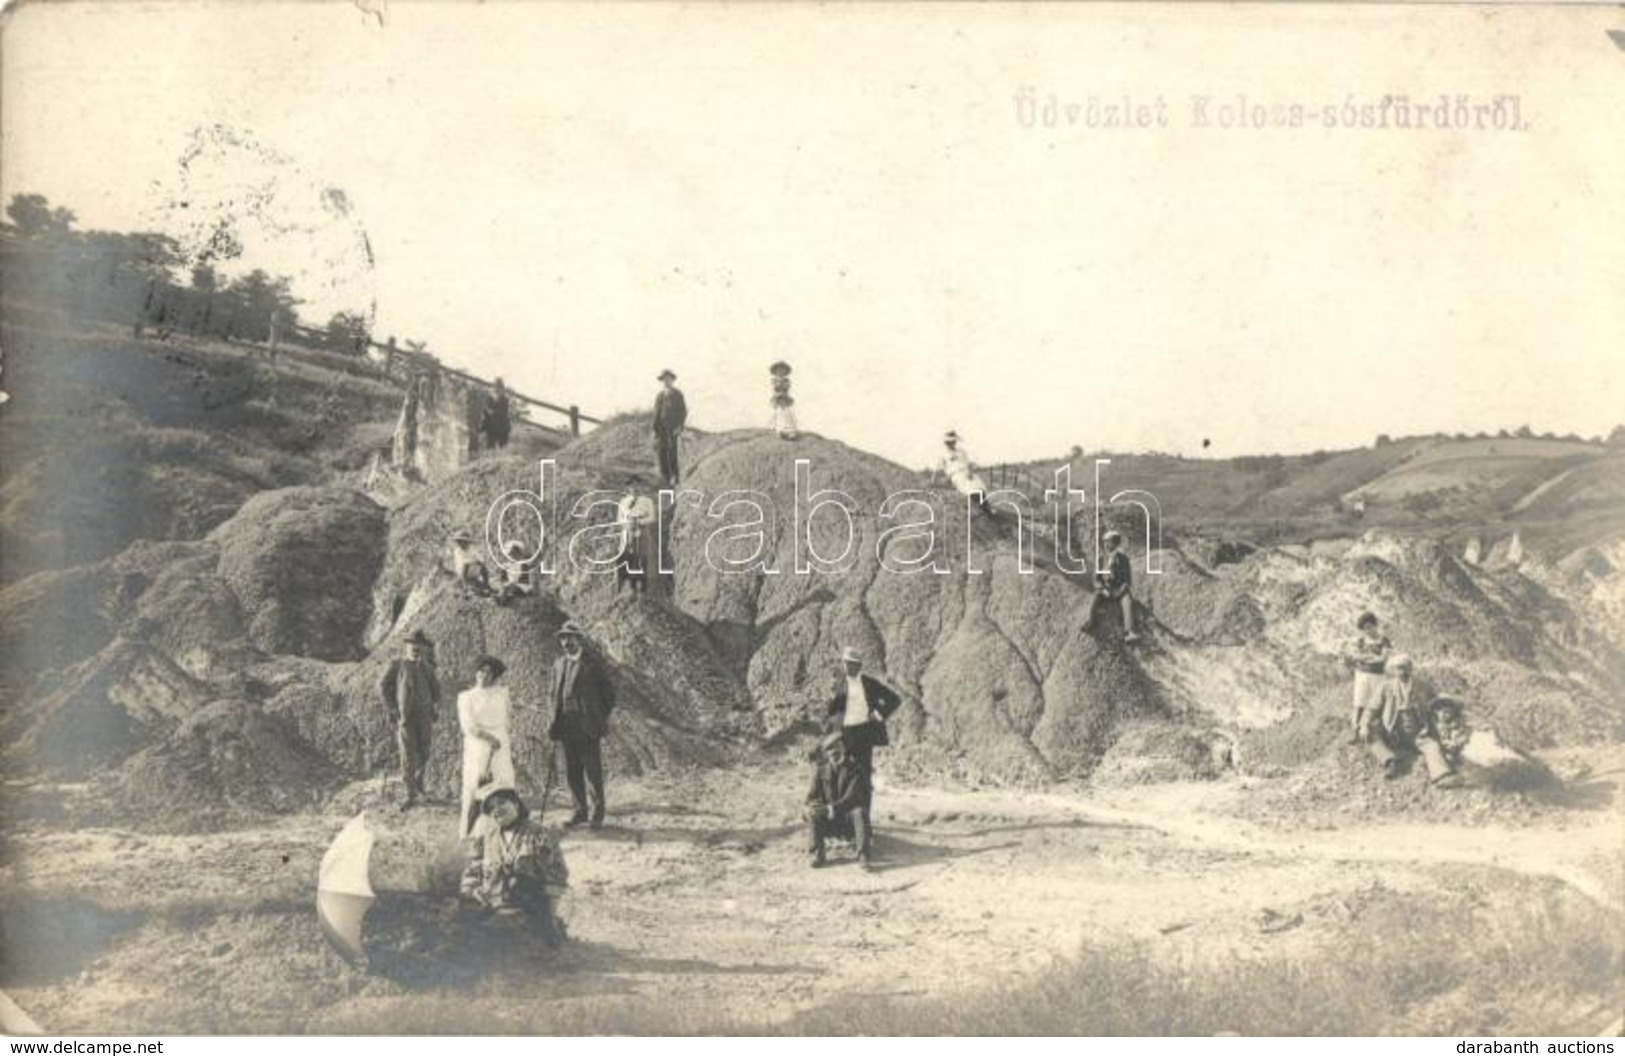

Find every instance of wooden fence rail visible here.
[286,324,603,438]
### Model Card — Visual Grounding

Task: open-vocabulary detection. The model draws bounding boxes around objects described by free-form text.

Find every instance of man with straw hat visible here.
[547,621,617,828]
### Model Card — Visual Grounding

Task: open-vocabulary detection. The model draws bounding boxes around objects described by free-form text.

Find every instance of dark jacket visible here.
[806,754,870,819]
[548,650,616,742]
[481,395,511,443]
[653,388,687,436]
[1096,548,1132,598]
[827,673,903,749]
[381,658,440,723]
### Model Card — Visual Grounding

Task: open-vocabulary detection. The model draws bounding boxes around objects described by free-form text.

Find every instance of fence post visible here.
[569,405,581,437]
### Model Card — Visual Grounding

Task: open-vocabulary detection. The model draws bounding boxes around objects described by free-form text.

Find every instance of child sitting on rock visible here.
[448,529,493,596]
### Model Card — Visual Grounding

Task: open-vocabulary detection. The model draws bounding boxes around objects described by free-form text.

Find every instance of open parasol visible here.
[317,812,376,966]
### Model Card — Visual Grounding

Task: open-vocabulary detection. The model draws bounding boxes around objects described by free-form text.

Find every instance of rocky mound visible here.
[1091,719,1238,785]
[93,699,341,832]
[1140,528,1621,755]
[212,487,388,661]
[318,583,747,799]
[3,487,387,783]
[2,445,762,827]
[14,637,215,780]
[363,420,1625,787]
[360,423,1175,784]
[0,540,203,707]
[4,352,1620,825]
[1229,732,1577,831]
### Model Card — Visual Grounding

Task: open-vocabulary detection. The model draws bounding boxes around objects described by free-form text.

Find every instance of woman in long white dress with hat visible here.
[769,360,799,440]
[942,430,991,512]
[458,655,516,838]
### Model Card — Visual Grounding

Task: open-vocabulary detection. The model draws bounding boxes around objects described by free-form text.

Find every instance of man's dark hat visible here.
[769,360,792,377]
[474,655,506,680]
[406,629,433,647]
[658,369,677,381]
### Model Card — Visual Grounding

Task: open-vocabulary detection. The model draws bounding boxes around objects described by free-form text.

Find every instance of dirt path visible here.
[1076,776,1624,909]
[2,754,1620,1033]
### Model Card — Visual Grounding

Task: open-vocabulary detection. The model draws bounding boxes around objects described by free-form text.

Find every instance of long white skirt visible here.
[461,735,516,838]
[1352,669,1384,714]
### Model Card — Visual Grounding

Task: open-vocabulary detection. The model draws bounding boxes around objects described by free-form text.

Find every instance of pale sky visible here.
[3,3,1622,467]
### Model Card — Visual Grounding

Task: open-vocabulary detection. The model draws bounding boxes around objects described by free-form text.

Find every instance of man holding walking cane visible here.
[548,621,617,829]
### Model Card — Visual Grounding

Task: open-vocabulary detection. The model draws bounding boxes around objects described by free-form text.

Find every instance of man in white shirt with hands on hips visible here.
[825,646,903,869]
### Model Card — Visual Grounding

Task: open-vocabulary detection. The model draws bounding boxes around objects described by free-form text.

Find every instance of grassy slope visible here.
[1015,437,1624,554]
[0,318,406,581]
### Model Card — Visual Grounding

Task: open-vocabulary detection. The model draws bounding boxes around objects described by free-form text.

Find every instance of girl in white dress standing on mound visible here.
[458,655,516,838]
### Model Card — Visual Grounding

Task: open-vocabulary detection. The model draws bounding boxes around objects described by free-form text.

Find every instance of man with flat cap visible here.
[652,369,687,487]
[380,628,440,811]
[548,621,617,828]
[825,647,902,868]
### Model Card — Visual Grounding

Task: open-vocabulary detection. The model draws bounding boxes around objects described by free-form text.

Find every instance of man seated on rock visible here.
[1080,530,1139,644]
[941,430,992,513]
[805,732,872,870]
[447,529,493,595]
[1366,654,1464,789]
[461,785,570,945]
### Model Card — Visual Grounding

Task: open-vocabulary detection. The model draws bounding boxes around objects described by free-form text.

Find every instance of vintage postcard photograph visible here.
[0,1,1621,1037]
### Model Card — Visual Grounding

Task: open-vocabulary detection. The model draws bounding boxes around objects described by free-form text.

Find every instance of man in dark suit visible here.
[825,647,902,867]
[548,620,616,828]
[380,629,440,811]
[652,369,687,487]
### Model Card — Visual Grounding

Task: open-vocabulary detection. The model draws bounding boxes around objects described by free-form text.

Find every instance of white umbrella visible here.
[316,812,376,967]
